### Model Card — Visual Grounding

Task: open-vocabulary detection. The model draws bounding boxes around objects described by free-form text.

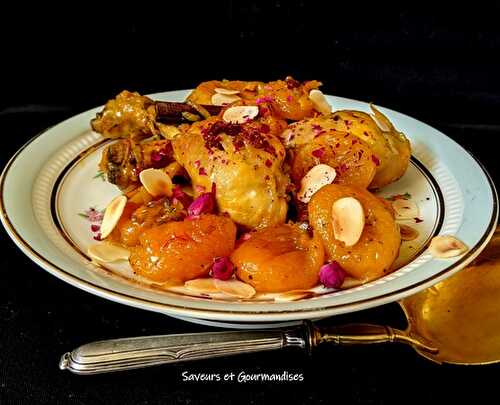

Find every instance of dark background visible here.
[1,2,500,404]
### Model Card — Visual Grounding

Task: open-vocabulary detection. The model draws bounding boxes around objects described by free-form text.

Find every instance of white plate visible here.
[1,90,497,327]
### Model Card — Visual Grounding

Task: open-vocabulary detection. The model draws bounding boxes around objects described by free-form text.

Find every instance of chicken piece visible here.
[290,129,377,189]
[258,77,322,121]
[91,90,158,141]
[281,106,411,189]
[99,139,174,190]
[187,77,322,121]
[187,80,263,105]
[172,116,290,230]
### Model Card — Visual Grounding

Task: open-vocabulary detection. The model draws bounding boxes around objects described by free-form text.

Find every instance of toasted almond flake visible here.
[211,93,241,106]
[331,197,365,247]
[340,277,364,289]
[309,89,332,115]
[184,278,219,294]
[429,235,468,258]
[214,87,240,95]
[100,195,127,238]
[222,105,259,124]
[87,242,130,263]
[214,278,256,298]
[274,290,314,302]
[297,164,336,203]
[139,168,173,198]
[392,199,419,219]
[399,224,419,241]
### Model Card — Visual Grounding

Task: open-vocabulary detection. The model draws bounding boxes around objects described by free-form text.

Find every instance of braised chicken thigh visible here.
[172,115,289,230]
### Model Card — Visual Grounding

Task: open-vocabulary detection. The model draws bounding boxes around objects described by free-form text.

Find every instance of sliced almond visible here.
[274,290,314,302]
[87,242,130,263]
[392,199,419,220]
[214,278,256,299]
[222,105,259,124]
[340,277,364,289]
[297,164,337,203]
[211,93,241,106]
[100,195,127,238]
[184,278,219,294]
[214,87,240,95]
[309,89,332,115]
[331,197,365,247]
[399,224,419,241]
[139,168,173,198]
[429,235,468,258]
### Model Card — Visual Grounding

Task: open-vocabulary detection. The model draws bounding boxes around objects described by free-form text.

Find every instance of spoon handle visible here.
[314,323,438,354]
[59,322,438,374]
[59,328,308,375]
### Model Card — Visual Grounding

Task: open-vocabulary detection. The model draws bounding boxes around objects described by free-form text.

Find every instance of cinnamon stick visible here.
[155,101,222,123]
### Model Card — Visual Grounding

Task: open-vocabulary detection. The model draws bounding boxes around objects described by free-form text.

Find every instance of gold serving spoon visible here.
[400,227,500,365]
[60,228,500,374]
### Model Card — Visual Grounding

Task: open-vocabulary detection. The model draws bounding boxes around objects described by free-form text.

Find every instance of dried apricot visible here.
[129,214,237,284]
[232,224,324,292]
[309,184,401,282]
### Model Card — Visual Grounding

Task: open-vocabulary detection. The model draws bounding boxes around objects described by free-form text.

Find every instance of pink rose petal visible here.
[211,257,235,280]
[319,261,346,289]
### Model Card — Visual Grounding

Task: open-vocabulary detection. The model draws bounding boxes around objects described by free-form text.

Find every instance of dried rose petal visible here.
[172,184,185,199]
[312,148,325,158]
[240,233,252,241]
[150,150,169,168]
[337,163,348,174]
[194,185,206,194]
[91,224,100,232]
[187,184,216,216]
[319,261,346,289]
[211,257,235,280]
[260,124,270,134]
[256,96,273,104]
[187,193,214,216]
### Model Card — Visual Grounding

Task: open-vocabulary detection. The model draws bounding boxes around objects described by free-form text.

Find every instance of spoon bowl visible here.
[400,227,500,364]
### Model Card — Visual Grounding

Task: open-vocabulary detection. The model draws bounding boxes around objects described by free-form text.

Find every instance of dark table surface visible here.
[2,3,500,404]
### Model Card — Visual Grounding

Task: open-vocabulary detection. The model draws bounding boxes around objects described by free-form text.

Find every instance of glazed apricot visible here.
[129,214,237,284]
[109,198,186,247]
[231,224,324,293]
[308,184,401,282]
[291,130,377,189]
